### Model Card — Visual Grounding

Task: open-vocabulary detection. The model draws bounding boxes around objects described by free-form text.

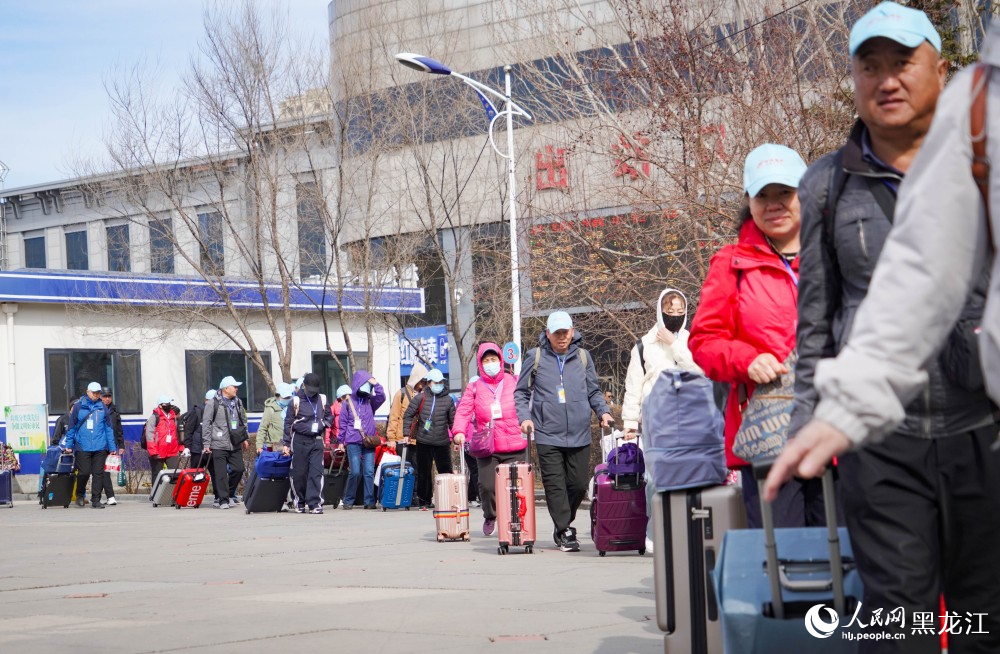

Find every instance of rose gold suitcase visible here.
[495,431,536,554]
[433,451,470,542]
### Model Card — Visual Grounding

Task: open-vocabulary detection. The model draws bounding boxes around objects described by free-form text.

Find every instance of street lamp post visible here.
[395,53,532,374]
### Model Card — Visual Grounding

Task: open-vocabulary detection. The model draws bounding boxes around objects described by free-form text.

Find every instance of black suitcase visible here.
[42,472,75,509]
[652,485,747,654]
[323,456,348,507]
[243,468,290,513]
[0,470,13,507]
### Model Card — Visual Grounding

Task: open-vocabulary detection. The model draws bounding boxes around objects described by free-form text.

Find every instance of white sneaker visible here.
[645,537,654,554]
[106,497,117,506]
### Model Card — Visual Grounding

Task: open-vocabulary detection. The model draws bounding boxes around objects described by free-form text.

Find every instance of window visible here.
[149,217,174,274]
[24,235,46,269]
[296,182,327,279]
[185,351,272,412]
[197,211,224,274]
[311,352,369,400]
[107,224,130,273]
[45,349,142,414]
[65,230,88,270]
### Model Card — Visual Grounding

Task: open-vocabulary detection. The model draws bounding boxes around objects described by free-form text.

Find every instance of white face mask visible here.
[430,382,445,394]
[483,361,501,377]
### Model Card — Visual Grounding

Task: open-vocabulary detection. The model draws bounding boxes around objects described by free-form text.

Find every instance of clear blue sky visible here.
[0,0,331,190]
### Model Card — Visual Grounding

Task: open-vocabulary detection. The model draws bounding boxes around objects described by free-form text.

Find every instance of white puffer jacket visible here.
[621,288,703,431]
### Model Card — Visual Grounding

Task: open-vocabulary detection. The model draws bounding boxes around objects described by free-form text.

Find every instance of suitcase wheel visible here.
[405,507,410,511]
[599,551,606,557]
[498,545,509,555]
[245,508,250,514]
[639,549,646,556]
[525,545,533,554]
[152,503,158,507]
[463,534,470,542]
[382,507,387,512]
[437,535,444,543]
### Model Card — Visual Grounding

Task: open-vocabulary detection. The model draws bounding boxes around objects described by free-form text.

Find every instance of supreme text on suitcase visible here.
[652,485,747,654]
[433,448,470,542]
[172,456,211,509]
[495,430,535,555]
[715,466,863,653]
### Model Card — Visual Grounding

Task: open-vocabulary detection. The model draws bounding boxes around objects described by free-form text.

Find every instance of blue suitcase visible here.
[716,467,863,653]
[254,450,292,479]
[379,462,414,511]
[43,447,75,474]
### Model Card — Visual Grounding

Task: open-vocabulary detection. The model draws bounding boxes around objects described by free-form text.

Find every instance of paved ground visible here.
[0,495,662,653]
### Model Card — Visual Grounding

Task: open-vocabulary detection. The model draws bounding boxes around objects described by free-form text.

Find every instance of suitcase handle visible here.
[753,460,844,620]
[776,561,852,592]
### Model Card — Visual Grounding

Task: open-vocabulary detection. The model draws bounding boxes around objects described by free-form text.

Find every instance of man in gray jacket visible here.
[769,6,1000,651]
[202,376,248,509]
[515,311,612,552]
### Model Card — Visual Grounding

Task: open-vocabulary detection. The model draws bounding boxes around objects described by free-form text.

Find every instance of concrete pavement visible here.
[0,498,662,653]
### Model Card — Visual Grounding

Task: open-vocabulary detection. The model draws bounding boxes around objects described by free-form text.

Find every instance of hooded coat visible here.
[453,342,525,453]
[257,396,286,447]
[145,405,182,458]
[688,219,799,468]
[402,382,456,447]
[61,396,116,453]
[387,361,429,442]
[514,331,610,448]
[338,370,386,446]
[621,288,703,431]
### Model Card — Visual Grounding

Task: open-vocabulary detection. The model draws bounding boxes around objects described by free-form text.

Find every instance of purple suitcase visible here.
[590,462,647,556]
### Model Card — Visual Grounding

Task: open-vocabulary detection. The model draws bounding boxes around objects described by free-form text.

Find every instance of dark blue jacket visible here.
[283,389,333,446]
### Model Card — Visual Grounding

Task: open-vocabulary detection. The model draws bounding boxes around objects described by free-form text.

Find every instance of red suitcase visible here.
[495,432,536,555]
[171,455,211,509]
[590,463,647,556]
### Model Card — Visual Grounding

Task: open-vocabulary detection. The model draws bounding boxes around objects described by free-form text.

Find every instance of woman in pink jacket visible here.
[452,342,524,536]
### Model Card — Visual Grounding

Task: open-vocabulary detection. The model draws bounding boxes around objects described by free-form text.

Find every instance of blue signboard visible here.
[399,326,450,377]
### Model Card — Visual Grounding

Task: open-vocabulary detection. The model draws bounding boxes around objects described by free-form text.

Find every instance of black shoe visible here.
[91,501,105,509]
[75,496,85,508]
[557,528,580,552]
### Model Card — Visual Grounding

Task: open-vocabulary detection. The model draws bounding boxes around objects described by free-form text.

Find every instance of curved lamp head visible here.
[395,53,452,75]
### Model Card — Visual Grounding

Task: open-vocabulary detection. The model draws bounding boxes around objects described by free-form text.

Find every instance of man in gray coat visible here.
[768,11,1000,652]
[515,311,612,552]
[202,376,248,509]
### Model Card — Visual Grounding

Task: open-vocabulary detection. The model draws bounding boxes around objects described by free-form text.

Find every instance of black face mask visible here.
[662,313,685,333]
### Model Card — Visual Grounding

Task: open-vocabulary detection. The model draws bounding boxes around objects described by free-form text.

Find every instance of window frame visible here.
[24,233,46,269]
[65,229,89,271]
[106,223,131,273]
[184,350,272,412]
[44,348,143,415]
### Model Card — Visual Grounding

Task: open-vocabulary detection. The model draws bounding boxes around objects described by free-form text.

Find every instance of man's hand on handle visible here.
[622,428,637,441]
[600,413,614,429]
[763,419,852,501]
[520,420,534,434]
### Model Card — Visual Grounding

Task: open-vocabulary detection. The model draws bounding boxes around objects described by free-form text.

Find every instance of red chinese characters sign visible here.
[612,133,650,179]
[536,145,568,190]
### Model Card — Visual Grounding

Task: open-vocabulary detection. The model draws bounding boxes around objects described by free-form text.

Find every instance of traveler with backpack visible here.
[202,376,249,509]
[282,373,333,514]
[387,361,428,477]
[766,5,1000,650]
[688,143,816,529]
[60,382,117,509]
[145,395,183,476]
[514,311,612,552]
[338,370,386,510]
[403,368,456,510]
[453,343,524,536]
[182,390,216,495]
[621,287,702,553]
[259,382,294,453]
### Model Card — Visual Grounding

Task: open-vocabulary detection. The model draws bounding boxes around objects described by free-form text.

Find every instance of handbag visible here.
[347,396,381,449]
[732,351,797,463]
[468,421,496,459]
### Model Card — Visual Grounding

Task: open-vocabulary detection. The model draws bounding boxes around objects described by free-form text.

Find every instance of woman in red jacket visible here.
[689,143,822,529]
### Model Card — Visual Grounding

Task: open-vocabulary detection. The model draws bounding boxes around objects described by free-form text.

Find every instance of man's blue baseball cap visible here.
[849,2,941,57]
[743,144,808,198]
[546,311,573,332]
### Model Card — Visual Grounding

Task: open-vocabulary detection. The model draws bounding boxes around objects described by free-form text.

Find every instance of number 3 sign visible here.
[502,341,520,365]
